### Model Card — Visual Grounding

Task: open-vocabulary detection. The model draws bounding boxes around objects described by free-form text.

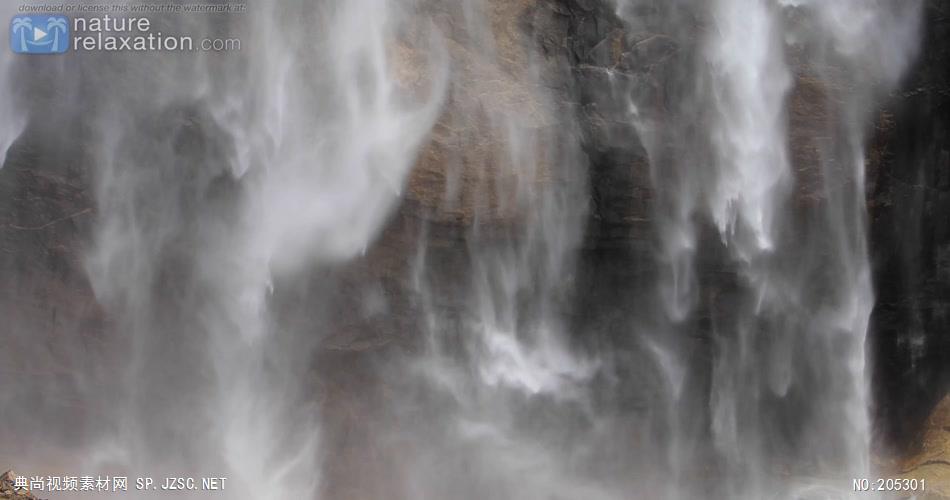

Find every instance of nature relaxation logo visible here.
[10,15,70,54]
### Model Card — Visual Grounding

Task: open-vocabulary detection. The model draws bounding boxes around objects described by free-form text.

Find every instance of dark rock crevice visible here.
[868,0,950,453]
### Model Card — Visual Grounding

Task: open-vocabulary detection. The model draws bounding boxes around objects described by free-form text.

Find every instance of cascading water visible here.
[401,3,601,494]
[83,1,446,497]
[0,1,933,499]
[3,0,445,498]
[614,0,923,498]
[0,3,25,163]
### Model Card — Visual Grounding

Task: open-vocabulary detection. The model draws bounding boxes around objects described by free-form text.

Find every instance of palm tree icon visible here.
[46,17,67,52]
[11,17,32,52]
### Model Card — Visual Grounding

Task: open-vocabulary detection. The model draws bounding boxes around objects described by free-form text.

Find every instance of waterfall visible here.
[2,1,445,498]
[389,2,604,497]
[615,0,922,498]
[0,1,930,499]
[0,4,26,164]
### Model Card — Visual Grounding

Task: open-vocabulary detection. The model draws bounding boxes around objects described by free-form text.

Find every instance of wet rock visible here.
[404,0,575,226]
[867,0,950,451]
[898,396,950,498]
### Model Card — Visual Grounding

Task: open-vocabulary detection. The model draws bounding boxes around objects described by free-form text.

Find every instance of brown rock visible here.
[899,395,950,499]
[403,0,570,226]
[0,470,38,500]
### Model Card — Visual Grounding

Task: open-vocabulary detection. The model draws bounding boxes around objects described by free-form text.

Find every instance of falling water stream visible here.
[0,3,25,161]
[0,0,927,499]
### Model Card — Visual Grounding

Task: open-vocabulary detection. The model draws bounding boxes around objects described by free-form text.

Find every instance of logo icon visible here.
[10,15,69,54]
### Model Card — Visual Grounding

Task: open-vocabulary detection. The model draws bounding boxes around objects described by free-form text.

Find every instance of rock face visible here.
[406,0,571,225]
[0,116,110,454]
[898,395,950,499]
[0,471,40,500]
[868,0,950,453]
[0,0,947,497]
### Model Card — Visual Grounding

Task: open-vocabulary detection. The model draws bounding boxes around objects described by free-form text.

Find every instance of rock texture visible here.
[868,0,950,454]
[0,471,39,500]
[898,396,950,499]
